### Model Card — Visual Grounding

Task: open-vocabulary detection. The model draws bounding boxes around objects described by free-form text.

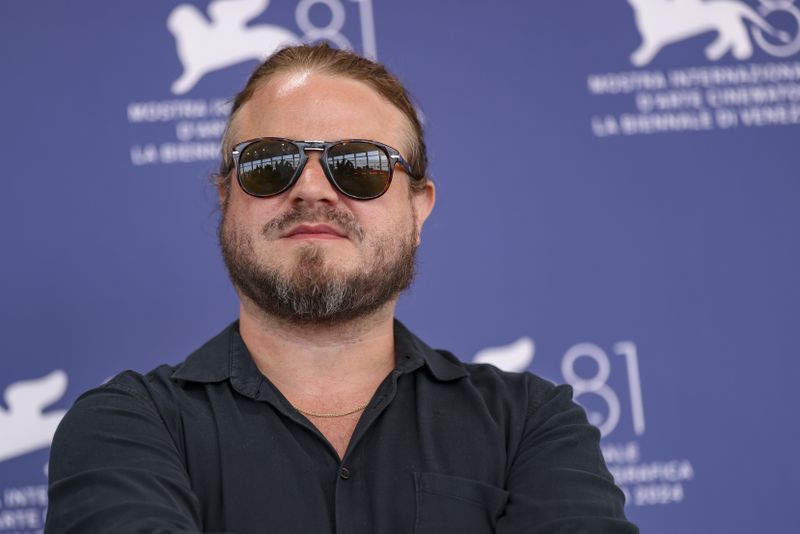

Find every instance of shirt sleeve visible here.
[45,379,224,534]
[496,380,639,534]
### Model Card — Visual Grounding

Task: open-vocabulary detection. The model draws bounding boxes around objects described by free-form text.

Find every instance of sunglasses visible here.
[231,138,419,200]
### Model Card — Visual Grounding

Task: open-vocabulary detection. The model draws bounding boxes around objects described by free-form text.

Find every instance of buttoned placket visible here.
[246,354,421,534]
[222,325,431,533]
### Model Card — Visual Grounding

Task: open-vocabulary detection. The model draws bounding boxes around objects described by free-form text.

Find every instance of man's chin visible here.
[290,239,352,252]
[282,243,358,271]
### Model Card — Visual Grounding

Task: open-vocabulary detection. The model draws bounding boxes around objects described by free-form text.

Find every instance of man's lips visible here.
[282,224,347,240]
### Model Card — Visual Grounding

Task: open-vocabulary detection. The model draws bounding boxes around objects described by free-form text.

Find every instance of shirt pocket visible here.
[414,472,509,534]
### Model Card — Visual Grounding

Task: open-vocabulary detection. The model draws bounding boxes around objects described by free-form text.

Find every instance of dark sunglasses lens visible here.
[238,140,301,196]
[327,142,391,199]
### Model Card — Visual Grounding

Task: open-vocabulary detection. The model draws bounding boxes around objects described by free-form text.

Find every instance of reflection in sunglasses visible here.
[330,150,389,174]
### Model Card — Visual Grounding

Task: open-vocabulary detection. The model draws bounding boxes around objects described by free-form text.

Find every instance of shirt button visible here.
[339,467,352,480]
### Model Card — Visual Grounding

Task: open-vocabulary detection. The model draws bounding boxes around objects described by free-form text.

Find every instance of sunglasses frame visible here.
[231,137,417,200]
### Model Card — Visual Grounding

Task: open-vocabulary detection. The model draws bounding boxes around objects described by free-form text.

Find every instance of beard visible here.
[219,204,418,326]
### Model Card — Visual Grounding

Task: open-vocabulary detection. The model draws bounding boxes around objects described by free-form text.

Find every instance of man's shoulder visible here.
[442,349,565,412]
[435,347,546,385]
[465,358,555,391]
[418,348,584,451]
[65,364,187,425]
[101,363,184,398]
[73,322,237,412]
[396,321,566,416]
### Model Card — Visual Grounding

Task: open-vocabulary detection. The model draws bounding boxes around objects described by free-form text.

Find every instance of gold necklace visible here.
[296,401,370,418]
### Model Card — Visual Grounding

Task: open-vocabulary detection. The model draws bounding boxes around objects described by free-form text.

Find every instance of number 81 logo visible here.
[561,342,645,438]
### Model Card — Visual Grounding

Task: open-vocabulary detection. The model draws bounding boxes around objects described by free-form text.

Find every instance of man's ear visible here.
[412,180,436,245]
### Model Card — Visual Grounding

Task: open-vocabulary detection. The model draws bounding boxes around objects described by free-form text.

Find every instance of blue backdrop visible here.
[2,1,798,532]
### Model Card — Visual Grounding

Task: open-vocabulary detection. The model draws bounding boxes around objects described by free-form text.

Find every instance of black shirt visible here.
[45,321,637,533]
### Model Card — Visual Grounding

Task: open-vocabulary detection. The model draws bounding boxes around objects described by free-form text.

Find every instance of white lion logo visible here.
[168,0,301,95]
[0,370,68,463]
[627,0,791,66]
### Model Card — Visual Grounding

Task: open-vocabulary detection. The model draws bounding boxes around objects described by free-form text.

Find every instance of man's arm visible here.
[497,380,639,534]
[45,379,212,534]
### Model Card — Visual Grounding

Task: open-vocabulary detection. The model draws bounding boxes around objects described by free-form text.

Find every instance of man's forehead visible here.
[268,70,314,98]
[232,71,413,153]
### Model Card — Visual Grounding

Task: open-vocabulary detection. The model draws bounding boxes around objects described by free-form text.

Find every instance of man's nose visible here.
[286,151,339,204]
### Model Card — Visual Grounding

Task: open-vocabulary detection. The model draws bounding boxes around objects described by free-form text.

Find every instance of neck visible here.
[238,297,398,397]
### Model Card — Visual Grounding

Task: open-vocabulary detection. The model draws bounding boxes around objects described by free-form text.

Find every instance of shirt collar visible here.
[171,319,468,398]
[392,320,469,381]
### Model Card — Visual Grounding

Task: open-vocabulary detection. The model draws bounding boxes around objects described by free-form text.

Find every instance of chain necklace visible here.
[296,401,370,418]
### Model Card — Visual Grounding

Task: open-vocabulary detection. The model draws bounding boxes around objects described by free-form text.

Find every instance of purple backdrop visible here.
[2,1,798,532]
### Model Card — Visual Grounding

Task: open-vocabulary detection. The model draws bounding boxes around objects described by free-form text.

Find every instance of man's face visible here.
[219,72,435,324]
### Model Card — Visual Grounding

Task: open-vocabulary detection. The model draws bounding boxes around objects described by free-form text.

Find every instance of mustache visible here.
[262,205,365,242]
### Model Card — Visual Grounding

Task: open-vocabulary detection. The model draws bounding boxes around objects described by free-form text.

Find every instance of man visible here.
[46,44,637,533]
